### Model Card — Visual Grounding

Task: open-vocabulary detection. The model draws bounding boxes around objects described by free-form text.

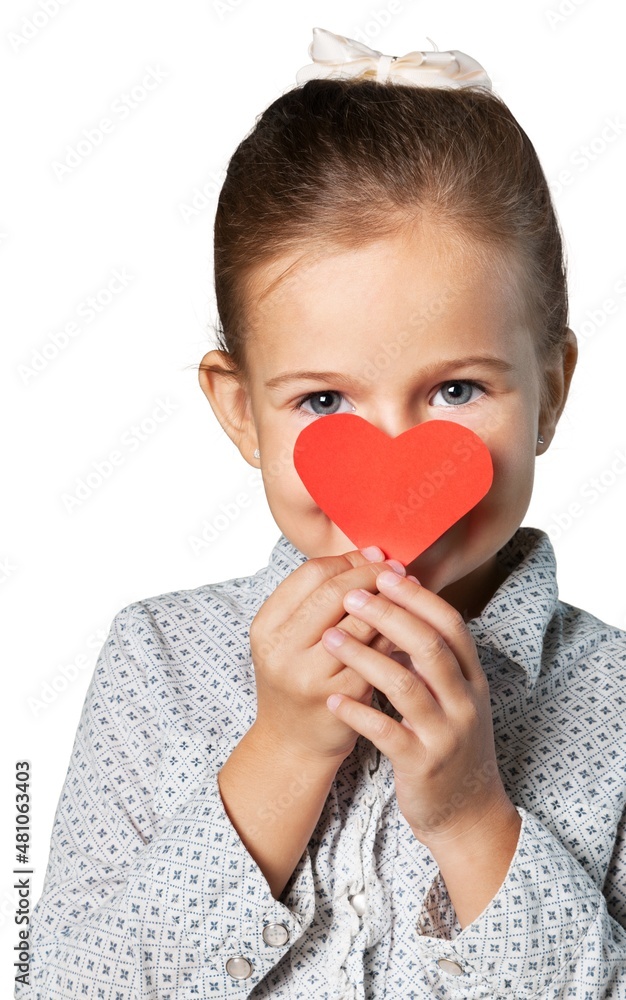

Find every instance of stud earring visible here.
[537,434,544,445]
[253,448,260,459]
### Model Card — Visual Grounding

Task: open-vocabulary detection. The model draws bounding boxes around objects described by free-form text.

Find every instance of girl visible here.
[22,26,626,1000]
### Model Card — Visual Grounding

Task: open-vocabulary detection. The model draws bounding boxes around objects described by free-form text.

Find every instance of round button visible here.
[437,957,464,977]
[349,891,366,916]
[262,922,290,947]
[225,956,253,980]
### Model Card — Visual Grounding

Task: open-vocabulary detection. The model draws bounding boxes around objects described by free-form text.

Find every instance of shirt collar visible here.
[264,526,559,693]
[466,527,559,692]
[264,532,309,596]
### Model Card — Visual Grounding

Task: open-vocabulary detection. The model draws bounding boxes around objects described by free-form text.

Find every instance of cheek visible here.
[257,419,304,493]
[487,437,535,504]
[263,455,317,509]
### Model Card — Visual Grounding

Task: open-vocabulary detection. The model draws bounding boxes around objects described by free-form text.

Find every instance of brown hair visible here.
[202,78,569,412]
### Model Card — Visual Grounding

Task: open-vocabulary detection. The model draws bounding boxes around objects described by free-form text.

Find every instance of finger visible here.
[336,610,393,651]
[322,627,441,726]
[367,632,397,658]
[324,623,396,702]
[326,688,416,762]
[354,571,484,686]
[282,560,405,649]
[340,588,469,709]
[259,548,384,634]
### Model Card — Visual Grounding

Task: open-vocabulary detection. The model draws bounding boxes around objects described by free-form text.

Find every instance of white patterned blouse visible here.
[18,527,626,999]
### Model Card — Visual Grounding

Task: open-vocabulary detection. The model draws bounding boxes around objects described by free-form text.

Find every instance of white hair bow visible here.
[295,26,492,91]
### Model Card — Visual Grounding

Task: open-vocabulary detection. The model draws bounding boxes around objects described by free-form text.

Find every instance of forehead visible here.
[244,222,533,370]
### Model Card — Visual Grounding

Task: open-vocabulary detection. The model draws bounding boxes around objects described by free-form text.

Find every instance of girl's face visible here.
[201,219,574,618]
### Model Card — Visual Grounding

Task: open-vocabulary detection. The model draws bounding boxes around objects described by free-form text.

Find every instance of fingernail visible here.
[323,627,346,649]
[345,589,371,609]
[377,569,403,587]
[407,575,420,584]
[361,546,384,561]
[327,694,343,711]
[386,559,406,575]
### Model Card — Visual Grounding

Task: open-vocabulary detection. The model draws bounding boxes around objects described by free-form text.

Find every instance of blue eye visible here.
[292,391,355,417]
[431,381,485,406]
[291,380,486,417]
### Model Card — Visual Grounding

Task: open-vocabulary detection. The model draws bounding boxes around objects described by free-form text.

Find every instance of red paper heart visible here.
[293,414,493,564]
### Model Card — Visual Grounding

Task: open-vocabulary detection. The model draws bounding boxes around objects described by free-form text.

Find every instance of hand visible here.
[322,568,511,845]
[249,547,406,764]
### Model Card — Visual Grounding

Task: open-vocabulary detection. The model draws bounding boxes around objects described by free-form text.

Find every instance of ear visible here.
[538,327,578,452]
[197,350,260,467]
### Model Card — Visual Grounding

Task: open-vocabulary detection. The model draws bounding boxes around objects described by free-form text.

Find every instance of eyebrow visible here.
[264,356,516,390]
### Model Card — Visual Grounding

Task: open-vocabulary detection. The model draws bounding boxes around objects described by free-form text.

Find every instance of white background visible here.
[2,0,625,971]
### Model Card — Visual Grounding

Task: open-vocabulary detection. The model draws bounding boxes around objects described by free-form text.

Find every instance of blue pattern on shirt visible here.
[18,527,626,998]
